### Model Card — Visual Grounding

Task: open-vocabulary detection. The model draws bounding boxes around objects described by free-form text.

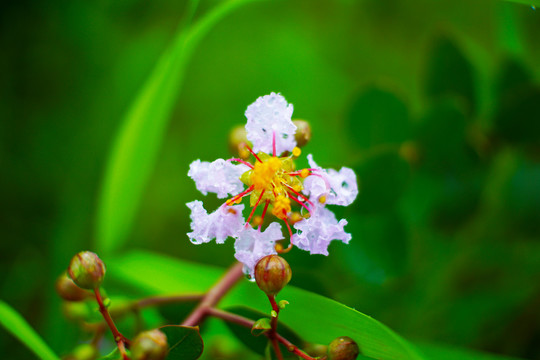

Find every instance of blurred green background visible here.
[2,0,540,359]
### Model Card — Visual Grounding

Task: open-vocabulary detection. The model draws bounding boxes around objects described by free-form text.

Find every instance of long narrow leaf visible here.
[503,0,540,6]
[0,301,60,360]
[96,0,262,255]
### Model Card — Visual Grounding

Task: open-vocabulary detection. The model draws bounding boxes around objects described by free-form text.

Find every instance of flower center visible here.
[250,156,282,191]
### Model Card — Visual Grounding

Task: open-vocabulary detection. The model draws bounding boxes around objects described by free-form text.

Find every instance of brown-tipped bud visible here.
[398,141,420,165]
[327,336,360,360]
[55,272,92,301]
[254,255,292,296]
[293,120,312,148]
[228,125,251,159]
[67,251,106,290]
[131,329,169,360]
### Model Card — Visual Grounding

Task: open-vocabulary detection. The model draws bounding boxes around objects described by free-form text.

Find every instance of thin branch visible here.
[94,288,130,360]
[207,308,317,360]
[182,262,244,326]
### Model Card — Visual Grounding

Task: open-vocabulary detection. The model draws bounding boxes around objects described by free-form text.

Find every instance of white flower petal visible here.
[245,92,296,155]
[187,201,245,244]
[292,205,351,255]
[303,154,359,206]
[188,159,249,199]
[233,222,283,277]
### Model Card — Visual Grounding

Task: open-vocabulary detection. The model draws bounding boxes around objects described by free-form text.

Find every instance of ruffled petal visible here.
[303,154,359,206]
[292,205,351,255]
[245,92,296,155]
[188,159,249,199]
[187,201,245,244]
[233,222,283,277]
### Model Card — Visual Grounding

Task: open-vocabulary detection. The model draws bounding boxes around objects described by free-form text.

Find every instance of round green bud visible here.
[68,251,106,290]
[327,336,360,360]
[293,119,312,148]
[55,272,92,301]
[70,343,99,360]
[131,329,169,360]
[254,255,292,296]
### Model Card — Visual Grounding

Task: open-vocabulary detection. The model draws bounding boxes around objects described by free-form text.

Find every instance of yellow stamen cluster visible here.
[237,152,304,221]
[250,157,282,191]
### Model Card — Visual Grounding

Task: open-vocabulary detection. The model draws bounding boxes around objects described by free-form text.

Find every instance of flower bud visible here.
[327,336,360,360]
[55,272,91,301]
[64,344,98,360]
[131,329,169,360]
[293,120,312,148]
[228,125,251,159]
[254,255,292,296]
[67,251,106,290]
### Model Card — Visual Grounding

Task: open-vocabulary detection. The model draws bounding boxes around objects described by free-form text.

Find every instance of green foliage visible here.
[108,250,519,360]
[347,87,410,150]
[0,301,60,360]
[96,0,263,256]
[160,325,204,360]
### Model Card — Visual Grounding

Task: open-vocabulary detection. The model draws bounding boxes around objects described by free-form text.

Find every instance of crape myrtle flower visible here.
[187,92,358,276]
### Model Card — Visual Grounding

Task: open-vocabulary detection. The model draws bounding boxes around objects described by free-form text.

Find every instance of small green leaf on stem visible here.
[251,318,272,337]
[159,325,203,360]
[278,300,289,310]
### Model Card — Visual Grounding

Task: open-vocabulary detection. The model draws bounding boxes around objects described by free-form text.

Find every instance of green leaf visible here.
[347,87,410,150]
[415,342,523,360]
[108,250,524,360]
[425,37,476,114]
[354,152,410,214]
[251,317,272,336]
[415,99,477,175]
[160,325,203,360]
[98,348,122,360]
[0,301,60,360]
[95,0,262,256]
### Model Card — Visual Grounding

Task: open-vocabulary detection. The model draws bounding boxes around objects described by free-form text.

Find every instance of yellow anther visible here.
[227,208,237,215]
[252,215,263,227]
[250,157,282,191]
[235,197,242,204]
[289,212,304,224]
[318,195,327,204]
[275,243,284,252]
[226,199,234,206]
[272,195,291,220]
[292,147,301,157]
[239,148,250,159]
[300,169,310,178]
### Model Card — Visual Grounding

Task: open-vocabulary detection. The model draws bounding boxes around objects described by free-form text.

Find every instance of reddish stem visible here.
[226,185,255,205]
[273,131,277,157]
[245,144,263,163]
[284,184,314,207]
[227,158,254,169]
[287,191,312,213]
[246,190,265,226]
[206,308,317,360]
[94,288,130,359]
[182,262,244,326]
